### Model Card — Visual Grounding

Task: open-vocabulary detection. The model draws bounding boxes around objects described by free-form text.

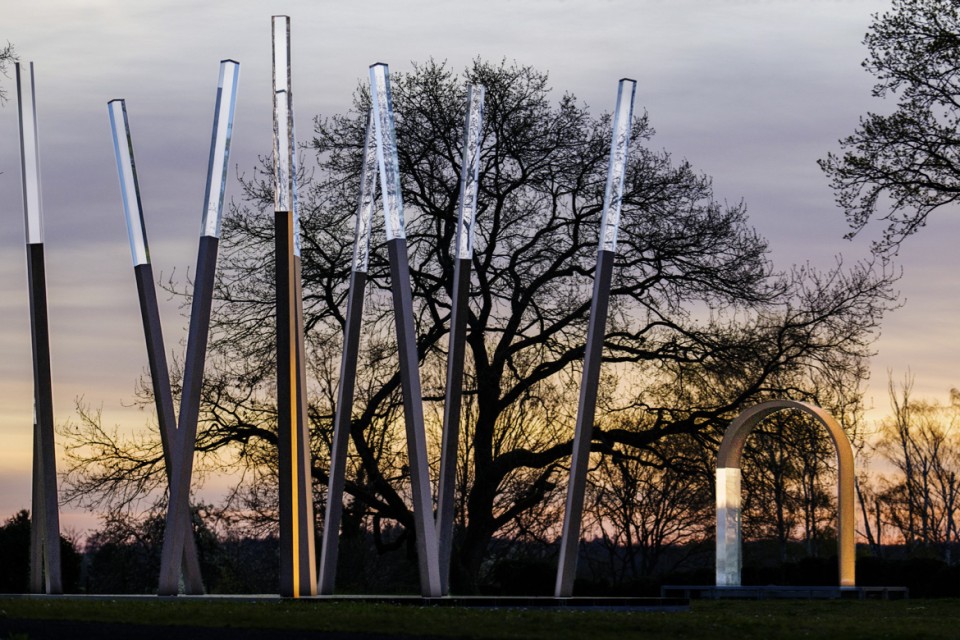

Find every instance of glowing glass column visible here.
[318,110,378,594]
[370,62,442,597]
[16,61,62,595]
[273,15,317,598]
[436,84,484,595]
[555,78,636,597]
[715,467,742,586]
[108,98,206,594]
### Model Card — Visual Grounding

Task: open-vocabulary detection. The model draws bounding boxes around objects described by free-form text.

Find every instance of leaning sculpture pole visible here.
[107,97,209,594]
[555,78,636,597]
[273,15,318,598]
[369,63,442,597]
[436,84,485,595]
[155,59,240,596]
[318,110,378,594]
[16,61,63,595]
[321,64,445,597]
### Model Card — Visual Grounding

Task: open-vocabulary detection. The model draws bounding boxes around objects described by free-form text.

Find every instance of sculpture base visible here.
[6,593,689,611]
[660,585,908,600]
[313,595,688,610]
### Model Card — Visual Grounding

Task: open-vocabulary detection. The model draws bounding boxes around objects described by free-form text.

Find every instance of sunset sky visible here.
[3,0,959,535]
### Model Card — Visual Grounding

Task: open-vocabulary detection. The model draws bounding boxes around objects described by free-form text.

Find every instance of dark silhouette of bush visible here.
[83,508,223,594]
[208,536,279,594]
[0,509,81,593]
[856,556,960,598]
[489,559,556,595]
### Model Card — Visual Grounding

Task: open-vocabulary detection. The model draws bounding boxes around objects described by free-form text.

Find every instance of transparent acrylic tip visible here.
[369,63,405,241]
[107,99,150,266]
[200,60,240,238]
[16,62,44,245]
[599,78,637,254]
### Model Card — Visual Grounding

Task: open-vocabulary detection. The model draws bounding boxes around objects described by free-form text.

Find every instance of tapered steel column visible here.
[107,99,204,593]
[370,63,442,597]
[437,84,484,595]
[555,79,636,597]
[29,425,44,591]
[138,266,204,594]
[273,16,317,598]
[17,61,63,595]
[318,111,378,594]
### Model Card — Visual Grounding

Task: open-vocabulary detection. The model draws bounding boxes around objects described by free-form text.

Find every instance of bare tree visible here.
[0,42,17,105]
[874,373,960,560]
[737,419,842,572]
[60,58,897,591]
[820,0,960,254]
[584,429,713,583]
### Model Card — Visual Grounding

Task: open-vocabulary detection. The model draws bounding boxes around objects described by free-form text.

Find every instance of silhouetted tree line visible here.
[7,503,960,596]
[855,375,960,564]
[0,511,81,593]
[0,507,281,594]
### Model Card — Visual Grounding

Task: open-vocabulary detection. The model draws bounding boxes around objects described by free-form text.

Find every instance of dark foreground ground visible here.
[2,596,959,639]
[0,618,440,640]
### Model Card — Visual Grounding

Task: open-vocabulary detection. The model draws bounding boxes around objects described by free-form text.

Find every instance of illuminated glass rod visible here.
[456,84,484,260]
[599,79,637,254]
[352,110,378,273]
[369,63,405,241]
[17,62,44,245]
[200,60,240,238]
[107,99,149,266]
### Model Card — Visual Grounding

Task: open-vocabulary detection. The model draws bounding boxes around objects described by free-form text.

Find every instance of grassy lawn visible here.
[1,596,958,639]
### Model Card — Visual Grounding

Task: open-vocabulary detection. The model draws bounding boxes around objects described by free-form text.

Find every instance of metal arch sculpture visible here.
[715,399,855,588]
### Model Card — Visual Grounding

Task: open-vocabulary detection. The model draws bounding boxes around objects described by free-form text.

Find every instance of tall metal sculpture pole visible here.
[555,78,636,597]
[273,15,317,598]
[370,62,442,597]
[107,99,205,594]
[16,61,63,595]
[318,111,377,594]
[155,59,240,595]
[436,84,484,595]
